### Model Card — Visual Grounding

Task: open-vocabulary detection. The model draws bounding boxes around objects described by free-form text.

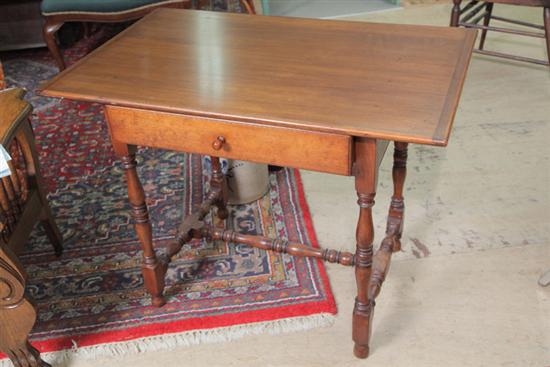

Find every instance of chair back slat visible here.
[14,127,37,178]
[0,203,9,242]
[0,137,32,237]
[7,160,22,203]
[0,182,15,234]
[2,175,21,217]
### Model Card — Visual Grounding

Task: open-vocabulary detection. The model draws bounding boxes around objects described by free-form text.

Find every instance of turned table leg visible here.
[388,142,408,252]
[0,246,50,367]
[367,142,409,305]
[352,140,408,358]
[115,142,166,307]
[352,138,378,359]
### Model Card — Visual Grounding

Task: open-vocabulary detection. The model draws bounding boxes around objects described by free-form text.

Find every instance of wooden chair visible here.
[41,0,257,71]
[41,0,194,71]
[450,0,550,66]
[0,82,63,366]
[239,0,257,14]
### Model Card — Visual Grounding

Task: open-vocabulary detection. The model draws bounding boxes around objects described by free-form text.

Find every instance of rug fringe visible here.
[1,313,335,367]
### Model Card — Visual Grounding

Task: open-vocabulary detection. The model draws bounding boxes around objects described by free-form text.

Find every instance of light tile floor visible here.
[263,0,399,19]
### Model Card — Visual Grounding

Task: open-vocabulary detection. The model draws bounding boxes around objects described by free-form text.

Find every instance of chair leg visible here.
[450,0,462,27]
[239,0,256,14]
[40,207,63,257]
[18,119,63,256]
[42,19,66,71]
[479,2,494,50]
[544,7,550,66]
[82,22,93,38]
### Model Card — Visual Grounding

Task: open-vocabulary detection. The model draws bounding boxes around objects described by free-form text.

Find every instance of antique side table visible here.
[40,8,476,363]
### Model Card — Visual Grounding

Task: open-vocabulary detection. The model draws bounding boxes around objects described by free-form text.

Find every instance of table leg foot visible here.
[353,343,370,359]
[352,298,373,359]
[142,259,167,307]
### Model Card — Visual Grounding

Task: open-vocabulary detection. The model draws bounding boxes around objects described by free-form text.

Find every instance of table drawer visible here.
[106,106,352,176]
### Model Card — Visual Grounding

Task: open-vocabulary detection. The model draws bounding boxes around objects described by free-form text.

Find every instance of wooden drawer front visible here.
[106,107,352,176]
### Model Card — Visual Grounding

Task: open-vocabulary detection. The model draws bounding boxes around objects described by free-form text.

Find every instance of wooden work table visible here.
[37,8,476,366]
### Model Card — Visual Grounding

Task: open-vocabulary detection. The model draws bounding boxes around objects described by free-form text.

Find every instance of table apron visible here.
[105,106,353,176]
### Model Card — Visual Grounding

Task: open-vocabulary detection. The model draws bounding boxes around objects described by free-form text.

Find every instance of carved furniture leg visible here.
[450,0,462,27]
[114,142,166,307]
[479,2,494,50]
[352,138,378,359]
[42,19,66,71]
[0,246,50,367]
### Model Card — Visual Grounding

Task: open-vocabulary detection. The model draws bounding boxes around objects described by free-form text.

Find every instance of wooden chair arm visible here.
[0,88,31,146]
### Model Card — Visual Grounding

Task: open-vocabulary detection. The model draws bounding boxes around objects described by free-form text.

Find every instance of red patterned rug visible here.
[0,21,336,364]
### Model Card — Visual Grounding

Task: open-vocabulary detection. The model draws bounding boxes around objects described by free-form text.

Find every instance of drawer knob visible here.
[212,136,226,150]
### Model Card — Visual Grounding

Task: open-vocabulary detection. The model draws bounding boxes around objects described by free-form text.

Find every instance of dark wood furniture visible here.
[0,86,63,367]
[0,0,45,51]
[41,0,193,71]
[451,0,550,66]
[40,9,476,360]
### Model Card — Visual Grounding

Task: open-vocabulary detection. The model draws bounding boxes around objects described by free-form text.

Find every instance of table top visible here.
[40,9,476,146]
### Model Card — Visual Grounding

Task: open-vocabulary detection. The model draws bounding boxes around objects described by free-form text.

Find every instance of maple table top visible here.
[41,9,476,146]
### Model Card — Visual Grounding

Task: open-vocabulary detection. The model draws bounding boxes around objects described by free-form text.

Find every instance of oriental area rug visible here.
[0,15,336,366]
